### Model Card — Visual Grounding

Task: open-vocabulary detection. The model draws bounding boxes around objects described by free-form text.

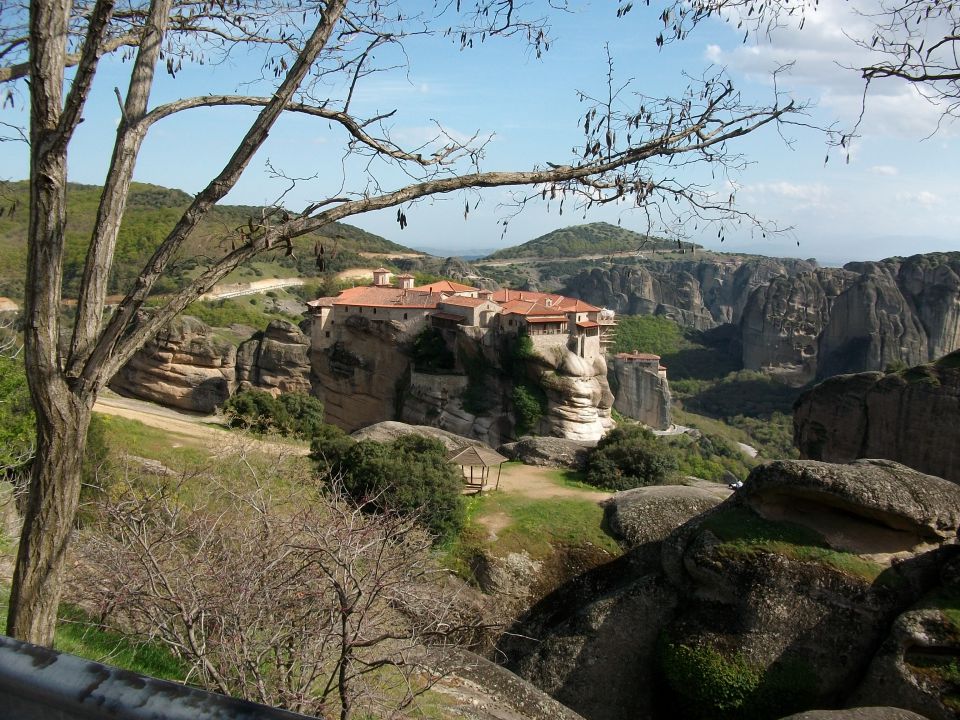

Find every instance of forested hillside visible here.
[485,221,696,260]
[0,181,414,299]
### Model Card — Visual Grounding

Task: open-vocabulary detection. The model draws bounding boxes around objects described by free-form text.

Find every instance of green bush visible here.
[312,432,465,543]
[410,327,455,373]
[584,425,678,490]
[222,390,324,438]
[0,354,34,471]
[512,383,546,436]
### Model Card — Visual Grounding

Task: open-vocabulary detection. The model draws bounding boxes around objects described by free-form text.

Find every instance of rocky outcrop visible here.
[565,252,960,381]
[794,351,960,484]
[110,316,237,413]
[350,420,484,451]
[563,257,815,329]
[609,358,671,428]
[236,320,312,395]
[498,437,596,468]
[535,348,615,442]
[603,482,728,548]
[312,315,411,431]
[502,459,960,720]
[740,269,855,384]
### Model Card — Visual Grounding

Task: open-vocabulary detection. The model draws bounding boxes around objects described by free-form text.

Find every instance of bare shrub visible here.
[68,449,480,719]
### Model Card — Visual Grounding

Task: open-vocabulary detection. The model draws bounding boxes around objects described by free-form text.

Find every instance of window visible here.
[403,312,408,320]
[325,331,330,338]
[373,308,377,314]
[359,307,363,313]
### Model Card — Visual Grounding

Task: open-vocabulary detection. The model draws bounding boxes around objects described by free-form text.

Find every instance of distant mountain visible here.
[483,222,696,260]
[0,181,415,299]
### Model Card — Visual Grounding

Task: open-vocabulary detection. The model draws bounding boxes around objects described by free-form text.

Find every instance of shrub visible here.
[512,383,546,436]
[222,390,324,439]
[312,433,465,543]
[584,425,678,490]
[410,327,455,373]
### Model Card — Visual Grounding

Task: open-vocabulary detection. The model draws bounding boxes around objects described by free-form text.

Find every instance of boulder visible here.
[778,710,932,720]
[350,420,484,451]
[498,437,596,468]
[505,459,960,720]
[603,483,728,548]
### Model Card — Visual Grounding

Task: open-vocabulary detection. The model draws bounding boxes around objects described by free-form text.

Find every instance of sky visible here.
[1,0,959,266]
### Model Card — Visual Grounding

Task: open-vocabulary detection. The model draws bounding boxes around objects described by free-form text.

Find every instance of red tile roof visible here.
[491,288,600,314]
[616,352,661,361]
[577,320,600,329]
[306,296,337,309]
[333,286,442,309]
[440,296,489,308]
[416,280,478,293]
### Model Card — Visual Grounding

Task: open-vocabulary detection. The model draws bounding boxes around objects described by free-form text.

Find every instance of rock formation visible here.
[608,356,671,429]
[740,269,855,384]
[110,316,237,413]
[112,315,316,413]
[312,318,616,445]
[501,459,960,720]
[350,420,484,451]
[565,252,960,380]
[498,437,596,468]
[236,319,312,395]
[602,482,729,548]
[563,257,815,330]
[794,351,960,484]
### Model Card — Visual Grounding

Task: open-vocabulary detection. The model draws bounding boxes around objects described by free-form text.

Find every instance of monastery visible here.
[306,268,616,360]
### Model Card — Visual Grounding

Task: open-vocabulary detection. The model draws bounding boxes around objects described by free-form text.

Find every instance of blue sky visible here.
[1,1,958,265]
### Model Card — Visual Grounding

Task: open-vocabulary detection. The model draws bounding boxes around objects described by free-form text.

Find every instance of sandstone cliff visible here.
[111,315,314,413]
[563,256,815,330]
[312,318,615,444]
[110,316,238,413]
[501,459,960,720]
[608,357,671,429]
[565,252,960,380]
[236,319,313,395]
[794,351,960,484]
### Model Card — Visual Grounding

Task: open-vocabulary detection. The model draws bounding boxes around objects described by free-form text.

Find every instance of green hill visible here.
[484,222,695,260]
[0,181,415,299]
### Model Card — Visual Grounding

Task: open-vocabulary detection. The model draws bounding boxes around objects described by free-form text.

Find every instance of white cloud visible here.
[702,1,960,139]
[869,164,898,176]
[740,181,830,207]
[895,190,943,208]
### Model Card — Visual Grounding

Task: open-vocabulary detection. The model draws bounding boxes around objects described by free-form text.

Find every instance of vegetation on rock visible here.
[223,389,325,438]
[485,222,688,260]
[585,425,679,490]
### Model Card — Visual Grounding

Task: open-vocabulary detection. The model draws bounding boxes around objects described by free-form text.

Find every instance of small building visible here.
[614,351,667,379]
[372,267,392,287]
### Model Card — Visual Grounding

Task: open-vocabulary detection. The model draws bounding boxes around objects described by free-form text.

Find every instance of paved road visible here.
[199,277,305,301]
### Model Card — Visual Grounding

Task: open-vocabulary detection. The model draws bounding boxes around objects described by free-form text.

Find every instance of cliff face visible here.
[566,252,960,381]
[609,359,671,429]
[110,316,238,413]
[312,318,616,443]
[111,315,314,413]
[236,320,313,395]
[563,257,814,330]
[794,351,960,484]
[740,269,856,384]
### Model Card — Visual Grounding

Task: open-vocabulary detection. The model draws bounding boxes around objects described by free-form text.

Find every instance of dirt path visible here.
[493,463,612,501]
[335,267,375,281]
[93,392,308,457]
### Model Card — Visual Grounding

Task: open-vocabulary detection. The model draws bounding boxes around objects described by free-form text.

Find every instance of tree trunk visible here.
[6,397,91,645]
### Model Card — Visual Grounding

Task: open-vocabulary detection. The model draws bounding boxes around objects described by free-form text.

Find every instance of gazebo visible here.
[446,445,508,494]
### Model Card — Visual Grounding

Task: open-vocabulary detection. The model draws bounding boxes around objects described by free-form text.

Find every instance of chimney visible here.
[397,274,415,289]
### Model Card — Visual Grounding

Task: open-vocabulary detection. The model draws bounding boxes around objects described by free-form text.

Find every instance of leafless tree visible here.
[657,0,960,130]
[1,0,802,643]
[68,451,482,719]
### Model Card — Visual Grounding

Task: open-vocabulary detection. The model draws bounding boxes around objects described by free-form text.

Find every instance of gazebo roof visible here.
[446,445,508,467]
